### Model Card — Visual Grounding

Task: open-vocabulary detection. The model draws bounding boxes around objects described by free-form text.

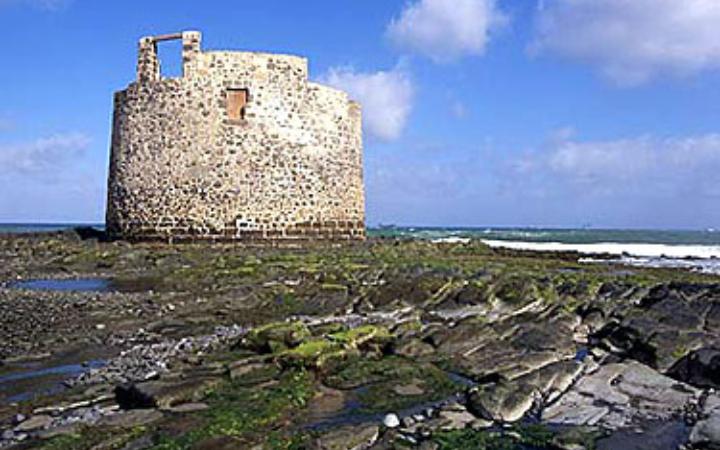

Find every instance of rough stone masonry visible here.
[106,31,366,242]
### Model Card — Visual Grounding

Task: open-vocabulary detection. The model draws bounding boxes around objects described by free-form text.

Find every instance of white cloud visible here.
[0,133,91,177]
[510,133,720,198]
[531,0,720,86]
[320,65,414,142]
[0,133,103,222]
[387,0,507,63]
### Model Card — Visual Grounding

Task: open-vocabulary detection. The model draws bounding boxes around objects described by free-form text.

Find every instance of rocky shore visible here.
[1,230,720,449]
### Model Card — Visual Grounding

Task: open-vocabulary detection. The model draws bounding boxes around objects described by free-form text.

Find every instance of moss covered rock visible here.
[240,321,311,353]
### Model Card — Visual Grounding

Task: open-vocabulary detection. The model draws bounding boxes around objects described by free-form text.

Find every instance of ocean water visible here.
[370,227,720,274]
[2,224,719,274]
[369,227,720,246]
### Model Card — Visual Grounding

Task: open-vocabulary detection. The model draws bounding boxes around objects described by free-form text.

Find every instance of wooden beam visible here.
[153,33,183,42]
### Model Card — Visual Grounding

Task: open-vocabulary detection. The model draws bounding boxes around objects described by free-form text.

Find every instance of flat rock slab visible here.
[430,308,580,382]
[14,414,53,432]
[468,381,537,423]
[310,423,379,450]
[543,361,700,430]
[393,381,425,396]
[97,409,164,428]
[165,402,209,413]
[467,359,585,423]
[436,403,479,431]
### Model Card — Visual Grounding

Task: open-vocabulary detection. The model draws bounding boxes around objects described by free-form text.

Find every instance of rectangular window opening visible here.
[227,89,249,121]
[157,39,184,79]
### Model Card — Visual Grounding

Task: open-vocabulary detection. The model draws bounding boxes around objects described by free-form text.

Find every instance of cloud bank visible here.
[512,134,720,197]
[0,133,91,178]
[531,0,720,85]
[387,0,507,63]
[320,65,414,142]
[489,132,720,227]
[0,132,105,222]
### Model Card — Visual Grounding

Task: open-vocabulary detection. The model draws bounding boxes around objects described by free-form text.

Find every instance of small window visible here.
[227,89,249,121]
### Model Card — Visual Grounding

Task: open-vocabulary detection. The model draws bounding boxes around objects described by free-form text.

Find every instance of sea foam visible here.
[481,240,720,259]
[481,239,720,274]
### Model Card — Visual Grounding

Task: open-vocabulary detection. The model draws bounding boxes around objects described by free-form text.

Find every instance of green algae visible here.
[492,274,542,305]
[147,369,315,449]
[320,283,348,292]
[328,325,392,347]
[38,426,148,450]
[242,321,311,353]
[279,339,348,370]
[275,325,393,370]
[38,367,312,449]
[431,424,597,450]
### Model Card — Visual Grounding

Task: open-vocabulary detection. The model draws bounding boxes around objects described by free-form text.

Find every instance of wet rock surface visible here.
[0,231,720,448]
[543,361,701,429]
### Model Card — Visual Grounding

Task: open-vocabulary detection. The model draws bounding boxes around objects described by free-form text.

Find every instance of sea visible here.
[2,224,720,274]
[372,227,720,275]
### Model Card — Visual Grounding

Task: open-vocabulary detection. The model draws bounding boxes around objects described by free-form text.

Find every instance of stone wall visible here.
[106,31,365,242]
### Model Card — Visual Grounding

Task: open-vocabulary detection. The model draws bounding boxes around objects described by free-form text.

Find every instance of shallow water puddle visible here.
[304,388,455,431]
[10,278,114,292]
[596,420,690,450]
[574,348,590,362]
[8,277,158,293]
[0,360,106,404]
[305,371,477,431]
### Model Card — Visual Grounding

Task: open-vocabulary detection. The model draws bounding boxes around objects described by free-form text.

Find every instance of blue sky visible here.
[1,0,720,229]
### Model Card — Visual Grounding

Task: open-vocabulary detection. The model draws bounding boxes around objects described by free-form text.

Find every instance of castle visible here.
[106,31,366,242]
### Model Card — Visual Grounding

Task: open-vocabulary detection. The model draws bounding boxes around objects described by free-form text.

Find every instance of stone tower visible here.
[106,31,365,242]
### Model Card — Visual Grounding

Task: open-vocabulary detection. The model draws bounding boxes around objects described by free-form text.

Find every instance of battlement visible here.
[106,31,366,242]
